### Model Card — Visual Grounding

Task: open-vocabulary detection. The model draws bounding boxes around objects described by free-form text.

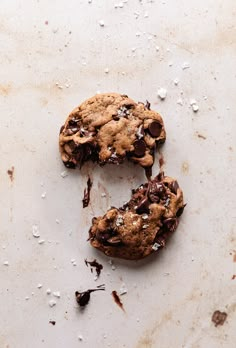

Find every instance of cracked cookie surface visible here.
[59,93,166,169]
[88,173,185,260]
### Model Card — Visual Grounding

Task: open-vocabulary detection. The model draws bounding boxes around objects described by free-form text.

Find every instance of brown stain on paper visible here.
[7,166,14,182]
[181,161,189,175]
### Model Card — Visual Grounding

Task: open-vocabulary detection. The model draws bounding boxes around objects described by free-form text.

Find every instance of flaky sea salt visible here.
[157,88,167,100]
[32,225,40,238]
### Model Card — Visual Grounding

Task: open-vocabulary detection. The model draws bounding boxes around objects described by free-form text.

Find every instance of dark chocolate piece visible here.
[112,290,125,312]
[85,259,103,277]
[75,285,105,307]
[148,121,162,137]
[49,320,56,326]
[133,140,146,157]
[82,177,93,208]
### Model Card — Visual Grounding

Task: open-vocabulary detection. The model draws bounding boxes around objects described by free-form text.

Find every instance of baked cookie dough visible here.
[88,173,185,260]
[59,93,166,170]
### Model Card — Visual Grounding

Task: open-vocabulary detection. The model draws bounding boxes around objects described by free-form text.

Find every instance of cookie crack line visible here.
[59,93,166,175]
[88,173,186,260]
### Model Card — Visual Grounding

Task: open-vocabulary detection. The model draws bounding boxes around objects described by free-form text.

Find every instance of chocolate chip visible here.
[133,140,146,157]
[148,182,166,202]
[148,121,162,138]
[68,118,79,127]
[63,161,76,169]
[136,197,150,214]
[162,218,178,233]
[60,125,65,134]
[170,180,179,194]
[145,100,151,110]
[96,230,113,244]
[176,204,186,217]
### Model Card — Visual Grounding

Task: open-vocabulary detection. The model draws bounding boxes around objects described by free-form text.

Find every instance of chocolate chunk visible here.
[112,290,125,312]
[63,161,76,169]
[170,180,179,194]
[68,119,78,127]
[163,218,178,233]
[75,285,105,307]
[82,177,93,208]
[133,140,146,157]
[156,172,164,181]
[68,140,78,152]
[148,182,166,202]
[60,125,65,134]
[145,100,151,110]
[176,204,186,217]
[49,320,56,326]
[136,197,150,214]
[85,259,103,277]
[148,121,162,137]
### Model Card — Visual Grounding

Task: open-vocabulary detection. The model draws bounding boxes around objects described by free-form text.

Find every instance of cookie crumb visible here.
[37,283,43,289]
[46,288,51,295]
[174,78,179,85]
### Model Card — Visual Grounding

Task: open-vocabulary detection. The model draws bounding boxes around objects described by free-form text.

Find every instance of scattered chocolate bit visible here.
[233,253,236,262]
[133,140,146,157]
[232,275,236,280]
[148,121,162,138]
[85,259,103,277]
[75,284,105,307]
[112,290,125,312]
[136,197,150,214]
[197,133,206,140]
[145,100,151,110]
[82,177,93,208]
[49,320,56,326]
[212,310,227,327]
[7,166,14,182]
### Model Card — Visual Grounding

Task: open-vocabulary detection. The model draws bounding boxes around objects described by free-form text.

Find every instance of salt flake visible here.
[32,225,40,238]
[157,88,167,100]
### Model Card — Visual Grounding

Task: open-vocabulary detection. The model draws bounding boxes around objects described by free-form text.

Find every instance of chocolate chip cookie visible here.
[59,93,166,170]
[88,173,185,260]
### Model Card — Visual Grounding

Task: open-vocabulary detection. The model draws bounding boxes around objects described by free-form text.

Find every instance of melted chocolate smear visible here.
[112,290,125,312]
[212,310,227,327]
[49,320,56,326]
[82,176,93,208]
[85,259,103,277]
[136,197,150,214]
[7,166,14,182]
[75,285,105,307]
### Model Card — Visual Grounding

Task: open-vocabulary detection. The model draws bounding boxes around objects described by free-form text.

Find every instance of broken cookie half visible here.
[59,93,166,171]
[88,173,186,260]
